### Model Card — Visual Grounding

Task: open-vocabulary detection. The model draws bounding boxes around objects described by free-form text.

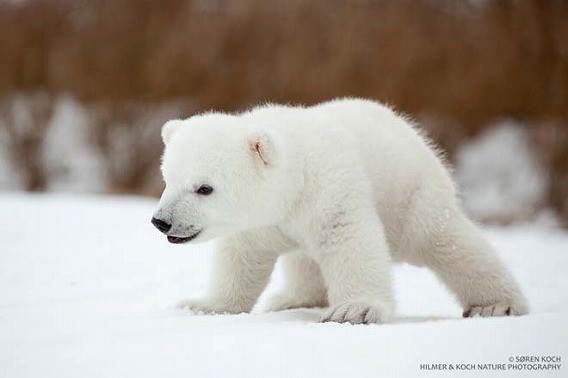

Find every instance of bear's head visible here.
[152,113,293,244]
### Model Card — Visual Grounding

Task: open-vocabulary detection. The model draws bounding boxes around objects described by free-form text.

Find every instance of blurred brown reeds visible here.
[0,0,567,222]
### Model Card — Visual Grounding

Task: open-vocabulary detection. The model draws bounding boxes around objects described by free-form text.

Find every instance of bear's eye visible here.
[195,185,214,196]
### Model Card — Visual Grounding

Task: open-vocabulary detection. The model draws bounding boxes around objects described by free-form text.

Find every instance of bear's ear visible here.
[248,130,279,167]
[161,119,183,145]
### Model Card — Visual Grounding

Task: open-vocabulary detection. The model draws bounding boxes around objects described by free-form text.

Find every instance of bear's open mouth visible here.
[167,231,201,244]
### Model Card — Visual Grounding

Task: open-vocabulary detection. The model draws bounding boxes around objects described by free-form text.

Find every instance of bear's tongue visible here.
[166,230,201,244]
[167,236,189,244]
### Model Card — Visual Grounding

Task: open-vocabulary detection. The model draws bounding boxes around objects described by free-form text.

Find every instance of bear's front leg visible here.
[310,210,395,324]
[178,228,288,314]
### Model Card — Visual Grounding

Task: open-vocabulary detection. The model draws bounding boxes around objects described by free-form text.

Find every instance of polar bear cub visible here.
[152,98,528,324]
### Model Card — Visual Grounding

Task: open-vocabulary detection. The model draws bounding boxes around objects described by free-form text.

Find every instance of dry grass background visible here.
[0,0,567,223]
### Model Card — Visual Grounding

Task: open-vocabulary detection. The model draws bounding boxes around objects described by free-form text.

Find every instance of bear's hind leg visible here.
[404,201,528,318]
[264,251,328,312]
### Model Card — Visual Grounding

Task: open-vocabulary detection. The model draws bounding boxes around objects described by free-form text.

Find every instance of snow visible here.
[43,97,107,192]
[1,193,567,377]
[455,121,548,224]
[0,95,185,194]
[0,146,22,191]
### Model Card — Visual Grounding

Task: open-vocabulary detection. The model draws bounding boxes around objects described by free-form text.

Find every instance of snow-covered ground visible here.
[1,193,567,377]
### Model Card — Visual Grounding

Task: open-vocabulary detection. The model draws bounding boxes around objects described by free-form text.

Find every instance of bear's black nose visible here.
[151,217,171,233]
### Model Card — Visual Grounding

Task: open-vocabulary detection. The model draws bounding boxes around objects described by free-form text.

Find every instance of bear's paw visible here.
[320,300,392,325]
[176,297,247,315]
[463,302,528,318]
[264,292,328,312]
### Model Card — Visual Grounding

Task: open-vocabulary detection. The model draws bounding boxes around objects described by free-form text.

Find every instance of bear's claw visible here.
[320,301,391,325]
[463,303,528,318]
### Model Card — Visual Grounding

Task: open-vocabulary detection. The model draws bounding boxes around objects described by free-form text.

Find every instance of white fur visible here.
[154,98,528,324]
